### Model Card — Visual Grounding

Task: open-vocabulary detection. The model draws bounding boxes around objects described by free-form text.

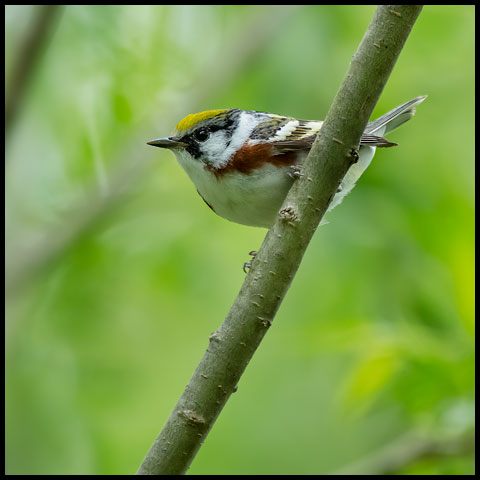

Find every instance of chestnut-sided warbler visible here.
[148,96,426,228]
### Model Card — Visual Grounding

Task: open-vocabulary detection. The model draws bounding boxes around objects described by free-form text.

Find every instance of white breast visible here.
[175,149,294,227]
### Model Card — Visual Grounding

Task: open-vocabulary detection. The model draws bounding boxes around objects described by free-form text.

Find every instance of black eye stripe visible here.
[194,129,210,142]
[191,124,226,143]
[180,111,240,159]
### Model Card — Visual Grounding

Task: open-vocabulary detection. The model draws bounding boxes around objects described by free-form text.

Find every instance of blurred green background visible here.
[5,5,474,475]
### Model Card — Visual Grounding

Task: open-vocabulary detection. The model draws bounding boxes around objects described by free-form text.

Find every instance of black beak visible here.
[147,137,187,149]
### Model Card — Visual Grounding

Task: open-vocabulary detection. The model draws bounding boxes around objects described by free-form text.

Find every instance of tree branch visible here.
[136,5,424,475]
[5,5,63,137]
[332,429,475,475]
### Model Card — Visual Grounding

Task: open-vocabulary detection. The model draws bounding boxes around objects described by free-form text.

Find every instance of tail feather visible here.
[366,95,427,136]
[328,95,427,213]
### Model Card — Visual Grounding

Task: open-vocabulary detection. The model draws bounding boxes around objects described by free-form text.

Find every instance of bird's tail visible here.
[366,95,427,136]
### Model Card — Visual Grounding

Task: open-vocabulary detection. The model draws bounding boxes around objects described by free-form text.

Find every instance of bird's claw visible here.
[243,250,257,273]
[349,148,359,164]
[287,165,303,180]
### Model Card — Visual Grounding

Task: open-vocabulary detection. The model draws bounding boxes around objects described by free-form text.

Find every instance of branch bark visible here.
[137,5,423,475]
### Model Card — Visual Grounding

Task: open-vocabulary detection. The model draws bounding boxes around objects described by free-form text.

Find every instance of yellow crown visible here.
[176,109,227,132]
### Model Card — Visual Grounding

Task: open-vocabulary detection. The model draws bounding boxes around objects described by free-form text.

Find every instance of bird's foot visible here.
[287,165,303,180]
[243,250,257,273]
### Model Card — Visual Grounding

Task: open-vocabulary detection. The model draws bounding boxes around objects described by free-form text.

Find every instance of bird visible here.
[147,96,426,229]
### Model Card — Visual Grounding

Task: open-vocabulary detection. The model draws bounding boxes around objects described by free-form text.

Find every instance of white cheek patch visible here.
[206,111,260,167]
[202,131,228,160]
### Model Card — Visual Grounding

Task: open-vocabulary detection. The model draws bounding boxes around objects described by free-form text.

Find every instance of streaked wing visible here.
[252,111,400,156]
[272,124,396,155]
[250,114,294,141]
[269,119,323,155]
[359,134,397,148]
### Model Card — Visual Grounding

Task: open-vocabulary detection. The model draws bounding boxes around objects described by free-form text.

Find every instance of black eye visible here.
[194,129,210,142]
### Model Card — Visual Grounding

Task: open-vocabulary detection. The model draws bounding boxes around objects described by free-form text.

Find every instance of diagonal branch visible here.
[5,5,63,137]
[136,5,424,475]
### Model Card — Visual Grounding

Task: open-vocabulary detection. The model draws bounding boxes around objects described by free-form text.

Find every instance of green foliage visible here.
[5,5,474,475]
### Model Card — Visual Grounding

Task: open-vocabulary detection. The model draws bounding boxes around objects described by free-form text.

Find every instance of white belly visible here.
[178,155,294,227]
[175,145,376,228]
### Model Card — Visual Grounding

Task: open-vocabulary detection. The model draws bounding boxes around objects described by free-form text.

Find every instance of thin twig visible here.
[5,5,63,137]
[136,5,424,475]
[331,429,475,475]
